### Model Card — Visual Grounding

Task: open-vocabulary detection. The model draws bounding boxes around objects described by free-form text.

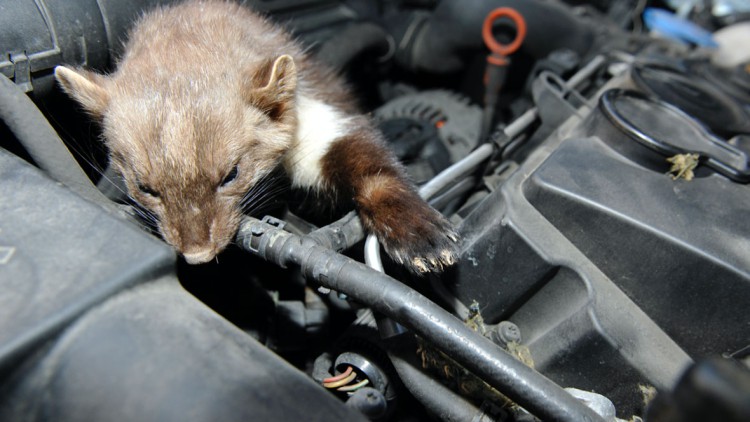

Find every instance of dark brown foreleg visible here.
[320,124,459,274]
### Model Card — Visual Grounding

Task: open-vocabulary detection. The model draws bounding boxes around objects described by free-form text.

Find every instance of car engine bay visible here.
[1,0,749,421]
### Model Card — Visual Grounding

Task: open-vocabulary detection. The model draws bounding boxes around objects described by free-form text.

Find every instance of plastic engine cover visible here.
[0,149,365,422]
[449,89,750,417]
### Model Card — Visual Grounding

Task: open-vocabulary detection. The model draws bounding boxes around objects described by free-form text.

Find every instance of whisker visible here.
[241,184,289,216]
[239,171,288,208]
[126,198,160,231]
[41,110,123,190]
[243,194,285,217]
[241,181,288,207]
[133,210,159,227]
[41,109,141,205]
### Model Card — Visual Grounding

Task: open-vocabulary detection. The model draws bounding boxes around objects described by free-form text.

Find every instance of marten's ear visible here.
[55,66,110,119]
[243,55,297,121]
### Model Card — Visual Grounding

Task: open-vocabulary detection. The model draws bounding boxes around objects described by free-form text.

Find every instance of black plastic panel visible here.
[524,136,750,359]
[0,280,366,422]
[450,99,750,417]
[0,149,365,421]
[0,148,174,372]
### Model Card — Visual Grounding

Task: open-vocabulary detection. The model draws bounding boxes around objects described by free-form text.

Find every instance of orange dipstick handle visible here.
[482,7,527,65]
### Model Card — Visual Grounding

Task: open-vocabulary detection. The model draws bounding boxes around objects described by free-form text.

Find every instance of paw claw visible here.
[400,243,459,274]
[412,257,430,273]
[365,196,461,275]
[441,250,456,266]
[384,227,461,275]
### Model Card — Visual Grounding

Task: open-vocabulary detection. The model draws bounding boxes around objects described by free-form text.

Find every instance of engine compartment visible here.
[1,0,749,421]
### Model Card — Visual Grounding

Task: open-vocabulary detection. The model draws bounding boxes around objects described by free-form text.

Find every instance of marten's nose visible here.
[182,247,216,264]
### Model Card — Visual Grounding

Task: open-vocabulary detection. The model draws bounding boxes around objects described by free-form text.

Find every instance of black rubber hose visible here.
[315,22,392,72]
[396,0,595,73]
[0,75,110,205]
[305,211,365,252]
[0,0,178,96]
[236,216,605,422]
[386,338,487,422]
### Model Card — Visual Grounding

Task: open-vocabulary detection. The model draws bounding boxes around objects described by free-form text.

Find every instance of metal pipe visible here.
[425,55,604,199]
[364,234,385,272]
[237,217,606,422]
[364,55,606,273]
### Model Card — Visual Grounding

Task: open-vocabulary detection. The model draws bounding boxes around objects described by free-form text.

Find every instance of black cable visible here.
[305,211,365,252]
[237,216,605,422]
[387,338,488,422]
[0,75,110,206]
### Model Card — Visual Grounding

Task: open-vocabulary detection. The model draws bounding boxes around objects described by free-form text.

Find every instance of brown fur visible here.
[321,130,458,272]
[55,0,459,272]
[56,0,306,263]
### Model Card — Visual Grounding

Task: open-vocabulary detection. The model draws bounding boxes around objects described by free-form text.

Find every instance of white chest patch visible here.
[286,95,352,188]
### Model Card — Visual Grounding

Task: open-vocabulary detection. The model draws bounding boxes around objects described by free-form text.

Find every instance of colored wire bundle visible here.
[322,366,370,393]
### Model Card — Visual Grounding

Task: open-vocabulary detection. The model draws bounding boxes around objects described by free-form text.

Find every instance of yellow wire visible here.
[337,379,370,392]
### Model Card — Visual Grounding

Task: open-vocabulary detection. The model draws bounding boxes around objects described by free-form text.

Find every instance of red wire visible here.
[322,366,353,384]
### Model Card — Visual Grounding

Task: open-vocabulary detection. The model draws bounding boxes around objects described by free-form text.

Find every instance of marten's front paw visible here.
[387,217,460,274]
[359,192,460,274]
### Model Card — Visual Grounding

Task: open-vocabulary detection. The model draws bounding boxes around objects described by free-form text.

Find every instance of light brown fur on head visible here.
[55,1,300,264]
[56,0,460,274]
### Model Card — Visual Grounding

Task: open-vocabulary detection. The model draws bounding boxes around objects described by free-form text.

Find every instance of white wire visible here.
[364,56,606,274]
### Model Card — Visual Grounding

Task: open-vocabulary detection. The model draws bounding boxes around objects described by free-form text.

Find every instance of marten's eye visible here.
[137,182,160,198]
[220,165,239,187]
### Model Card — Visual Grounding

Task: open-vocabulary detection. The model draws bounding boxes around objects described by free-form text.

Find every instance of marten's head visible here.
[55,55,298,263]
